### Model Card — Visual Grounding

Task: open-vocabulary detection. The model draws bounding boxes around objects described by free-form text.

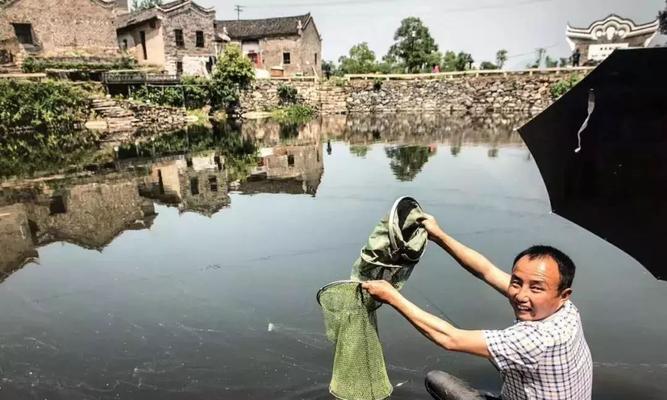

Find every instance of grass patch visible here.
[270,105,316,125]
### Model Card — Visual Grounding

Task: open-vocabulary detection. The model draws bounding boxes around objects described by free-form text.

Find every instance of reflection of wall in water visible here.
[241,118,322,147]
[139,152,230,216]
[0,204,37,283]
[318,113,528,147]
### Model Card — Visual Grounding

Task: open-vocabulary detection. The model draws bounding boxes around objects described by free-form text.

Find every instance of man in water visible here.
[362,216,592,400]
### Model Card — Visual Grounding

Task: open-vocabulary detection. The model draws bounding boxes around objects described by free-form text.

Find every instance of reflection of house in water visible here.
[241,143,323,196]
[0,204,37,283]
[0,175,156,281]
[21,179,155,250]
[238,118,324,196]
[139,152,230,216]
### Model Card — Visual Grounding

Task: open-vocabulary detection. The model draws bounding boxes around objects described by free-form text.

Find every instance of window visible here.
[283,52,291,65]
[174,29,184,48]
[49,195,66,215]
[209,176,218,192]
[139,31,147,60]
[176,61,183,76]
[314,53,318,64]
[190,177,199,195]
[122,39,128,51]
[196,31,205,48]
[287,154,295,167]
[12,23,33,44]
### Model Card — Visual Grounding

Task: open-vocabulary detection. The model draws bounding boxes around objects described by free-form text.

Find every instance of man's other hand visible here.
[361,280,400,305]
[419,214,444,241]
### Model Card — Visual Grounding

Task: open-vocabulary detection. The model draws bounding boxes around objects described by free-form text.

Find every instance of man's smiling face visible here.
[508,255,571,321]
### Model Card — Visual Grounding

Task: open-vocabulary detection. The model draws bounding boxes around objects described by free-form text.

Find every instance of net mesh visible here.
[318,282,392,400]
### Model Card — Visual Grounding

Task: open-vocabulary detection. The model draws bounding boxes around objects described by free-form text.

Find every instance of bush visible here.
[372,78,383,91]
[0,80,99,177]
[277,84,299,105]
[132,75,211,109]
[211,44,255,109]
[21,57,136,73]
[550,74,582,99]
[270,105,315,125]
[0,79,89,131]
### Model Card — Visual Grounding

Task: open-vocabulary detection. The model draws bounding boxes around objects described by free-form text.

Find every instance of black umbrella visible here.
[518,48,667,280]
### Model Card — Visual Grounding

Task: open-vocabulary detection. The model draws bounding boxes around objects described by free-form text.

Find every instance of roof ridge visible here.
[217,13,310,24]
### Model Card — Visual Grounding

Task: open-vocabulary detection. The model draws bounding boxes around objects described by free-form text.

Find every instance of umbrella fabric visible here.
[518,48,667,279]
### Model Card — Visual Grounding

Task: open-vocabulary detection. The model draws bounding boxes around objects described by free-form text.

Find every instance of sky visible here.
[198,0,666,69]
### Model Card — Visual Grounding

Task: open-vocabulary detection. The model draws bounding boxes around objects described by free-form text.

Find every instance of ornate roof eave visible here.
[159,0,215,16]
[566,14,659,40]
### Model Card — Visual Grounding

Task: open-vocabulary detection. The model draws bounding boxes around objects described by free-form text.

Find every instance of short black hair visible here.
[512,245,576,293]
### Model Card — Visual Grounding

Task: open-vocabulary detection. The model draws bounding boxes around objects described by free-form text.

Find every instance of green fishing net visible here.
[318,197,428,400]
[318,281,392,400]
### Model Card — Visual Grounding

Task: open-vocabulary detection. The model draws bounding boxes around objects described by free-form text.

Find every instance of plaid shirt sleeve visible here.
[483,323,549,372]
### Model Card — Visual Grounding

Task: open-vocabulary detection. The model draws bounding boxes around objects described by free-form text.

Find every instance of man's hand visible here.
[361,280,401,305]
[420,214,445,241]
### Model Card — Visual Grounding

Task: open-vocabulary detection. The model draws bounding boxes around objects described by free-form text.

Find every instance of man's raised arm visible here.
[421,216,510,296]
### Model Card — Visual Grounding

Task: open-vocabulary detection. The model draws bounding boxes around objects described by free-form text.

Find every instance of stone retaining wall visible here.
[239,71,586,115]
[91,98,188,133]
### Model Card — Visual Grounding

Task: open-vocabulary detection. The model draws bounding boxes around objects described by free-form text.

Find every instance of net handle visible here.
[316,280,361,306]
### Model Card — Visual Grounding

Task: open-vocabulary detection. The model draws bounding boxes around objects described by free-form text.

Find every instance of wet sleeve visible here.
[483,323,547,372]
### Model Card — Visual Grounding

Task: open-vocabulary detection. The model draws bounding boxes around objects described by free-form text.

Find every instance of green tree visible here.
[454,52,474,71]
[480,61,498,70]
[558,57,570,68]
[385,146,434,181]
[376,54,403,74]
[387,17,439,73]
[322,60,337,78]
[495,49,508,69]
[659,1,667,34]
[132,0,162,11]
[211,44,255,109]
[545,55,558,68]
[338,42,377,74]
[441,51,458,72]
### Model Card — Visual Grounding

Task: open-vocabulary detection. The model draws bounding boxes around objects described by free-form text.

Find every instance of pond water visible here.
[1,114,665,400]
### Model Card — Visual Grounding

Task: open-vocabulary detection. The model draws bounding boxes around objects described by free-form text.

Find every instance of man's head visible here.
[508,245,576,321]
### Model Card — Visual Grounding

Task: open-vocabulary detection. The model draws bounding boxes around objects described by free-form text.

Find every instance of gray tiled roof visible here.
[217,13,312,40]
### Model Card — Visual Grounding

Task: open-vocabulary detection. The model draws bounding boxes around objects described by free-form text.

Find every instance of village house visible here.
[0,0,129,66]
[566,14,660,65]
[116,0,222,76]
[216,13,322,78]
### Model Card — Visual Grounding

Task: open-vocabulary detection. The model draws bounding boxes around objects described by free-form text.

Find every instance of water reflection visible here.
[0,113,527,282]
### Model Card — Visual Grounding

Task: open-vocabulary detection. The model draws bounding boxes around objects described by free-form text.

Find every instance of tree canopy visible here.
[338,42,378,74]
[660,1,667,34]
[495,49,508,69]
[387,17,439,73]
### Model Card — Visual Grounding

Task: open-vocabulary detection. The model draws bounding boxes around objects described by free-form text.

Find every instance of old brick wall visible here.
[0,0,121,61]
[257,22,321,77]
[161,6,216,76]
[298,21,322,77]
[258,35,302,76]
[118,20,166,68]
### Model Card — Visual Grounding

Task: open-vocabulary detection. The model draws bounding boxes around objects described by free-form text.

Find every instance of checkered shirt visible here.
[483,301,592,400]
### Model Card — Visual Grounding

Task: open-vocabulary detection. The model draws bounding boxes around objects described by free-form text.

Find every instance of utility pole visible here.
[234,5,244,20]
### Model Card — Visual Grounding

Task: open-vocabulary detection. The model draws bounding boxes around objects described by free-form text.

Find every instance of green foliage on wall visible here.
[21,57,136,73]
[550,74,582,99]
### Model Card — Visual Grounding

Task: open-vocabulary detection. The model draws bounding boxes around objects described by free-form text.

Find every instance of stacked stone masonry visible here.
[239,72,587,116]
